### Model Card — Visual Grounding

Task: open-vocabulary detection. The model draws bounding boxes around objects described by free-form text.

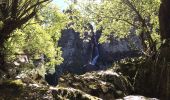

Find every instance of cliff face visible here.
[58,29,92,68]
[99,33,142,65]
[58,29,142,69]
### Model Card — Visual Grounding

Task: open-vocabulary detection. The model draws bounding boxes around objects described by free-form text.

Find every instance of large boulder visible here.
[0,79,101,100]
[0,78,158,100]
[58,68,133,100]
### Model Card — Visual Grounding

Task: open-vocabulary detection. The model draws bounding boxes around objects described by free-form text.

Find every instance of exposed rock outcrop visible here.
[58,68,133,100]
[45,28,142,86]
[0,78,158,100]
[58,29,92,68]
[58,29,142,69]
[0,79,101,100]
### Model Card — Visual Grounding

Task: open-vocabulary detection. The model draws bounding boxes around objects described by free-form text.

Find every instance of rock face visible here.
[58,29,142,68]
[45,28,142,86]
[99,33,142,64]
[58,29,78,65]
[58,29,92,68]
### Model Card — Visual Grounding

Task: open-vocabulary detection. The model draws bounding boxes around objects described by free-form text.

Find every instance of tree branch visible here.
[122,0,154,51]
[11,0,19,19]
[18,11,37,28]
[106,16,139,28]
[85,7,139,28]
[122,0,144,23]
[18,0,51,19]
[17,0,32,16]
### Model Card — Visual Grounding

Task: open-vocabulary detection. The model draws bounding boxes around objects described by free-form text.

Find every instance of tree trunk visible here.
[0,20,16,70]
[0,21,16,45]
[157,0,170,99]
[135,1,170,99]
[159,0,170,40]
[142,0,170,99]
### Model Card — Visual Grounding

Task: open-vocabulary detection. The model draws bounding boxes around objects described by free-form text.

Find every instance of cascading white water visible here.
[90,32,99,65]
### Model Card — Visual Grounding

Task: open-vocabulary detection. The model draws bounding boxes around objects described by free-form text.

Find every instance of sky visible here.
[52,0,101,11]
[52,0,69,11]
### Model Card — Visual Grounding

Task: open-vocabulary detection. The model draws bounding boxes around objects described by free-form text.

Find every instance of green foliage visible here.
[0,0,51,21]
[4,3,68,68]
[67,0,161,46]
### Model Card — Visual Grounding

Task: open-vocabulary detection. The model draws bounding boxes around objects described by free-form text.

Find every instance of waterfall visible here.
[90,33,99,65]
[45,29,102,86]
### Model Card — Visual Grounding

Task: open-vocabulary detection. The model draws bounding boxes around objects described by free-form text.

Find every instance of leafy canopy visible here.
[5,3,68,68]
[67,0,160,48]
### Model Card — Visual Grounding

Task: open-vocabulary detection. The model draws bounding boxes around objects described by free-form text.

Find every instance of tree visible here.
[0,0,51,66]
[155,0,170,99]
[68,0,160,54]
[4,4,68,69]
[159,0,170,41]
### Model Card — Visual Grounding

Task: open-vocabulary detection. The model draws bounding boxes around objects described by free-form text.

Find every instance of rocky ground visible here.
[58,68,132,99]
[0,67,159,100]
